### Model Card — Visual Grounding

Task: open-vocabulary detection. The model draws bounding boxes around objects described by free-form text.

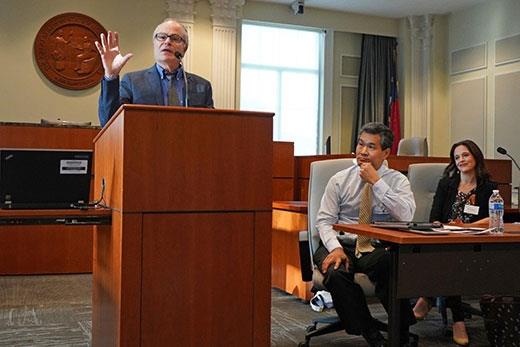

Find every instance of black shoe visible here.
[362,327,386,347]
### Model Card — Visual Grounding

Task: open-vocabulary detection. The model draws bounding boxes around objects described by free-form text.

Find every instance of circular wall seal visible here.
[34,13,107,90]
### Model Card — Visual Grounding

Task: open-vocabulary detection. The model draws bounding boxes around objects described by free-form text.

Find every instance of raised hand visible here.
[95,31,133,79]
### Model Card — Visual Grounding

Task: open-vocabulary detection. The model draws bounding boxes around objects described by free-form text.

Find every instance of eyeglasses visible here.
[154,32,186,44]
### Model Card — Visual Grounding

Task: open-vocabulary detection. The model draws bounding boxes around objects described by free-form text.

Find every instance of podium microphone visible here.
[175,51,189,107]
[497,147,520,171]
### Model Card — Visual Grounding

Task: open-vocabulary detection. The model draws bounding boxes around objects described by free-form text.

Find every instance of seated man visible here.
[314,122,416,346]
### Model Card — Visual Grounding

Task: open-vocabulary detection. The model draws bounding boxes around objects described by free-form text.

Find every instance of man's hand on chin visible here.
[359,162,380,185]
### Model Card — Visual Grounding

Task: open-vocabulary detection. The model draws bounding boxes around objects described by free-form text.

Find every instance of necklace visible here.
[458,181,476,194]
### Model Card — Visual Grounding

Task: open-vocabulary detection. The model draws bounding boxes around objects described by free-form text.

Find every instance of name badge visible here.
[464,204,479,215]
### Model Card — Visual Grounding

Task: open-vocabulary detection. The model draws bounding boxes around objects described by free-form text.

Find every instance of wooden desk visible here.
[0,208,111,275]
[333,223,520,347]
[272,201,312,300]
[271,200,519,301]
[0,122,100,274]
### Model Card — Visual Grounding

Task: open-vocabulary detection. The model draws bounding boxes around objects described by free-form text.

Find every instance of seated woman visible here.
[413,139,497,346]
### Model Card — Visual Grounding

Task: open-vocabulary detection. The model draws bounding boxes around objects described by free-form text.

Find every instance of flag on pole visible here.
[388,40,401,154]
[388,78,401,154]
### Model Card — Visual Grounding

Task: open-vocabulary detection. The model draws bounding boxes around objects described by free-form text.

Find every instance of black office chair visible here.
[297,159,418,346]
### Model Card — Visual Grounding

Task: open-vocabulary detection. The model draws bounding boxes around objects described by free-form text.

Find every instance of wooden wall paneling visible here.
[272,209,312,301]
[273,141,295,200]
[386,156,450,172]
[272,213,285,290]
[272,178,295,201]
[273,141,295,177]
[0,224,93,274]
[497,184,512,206]
[297,179,309,201]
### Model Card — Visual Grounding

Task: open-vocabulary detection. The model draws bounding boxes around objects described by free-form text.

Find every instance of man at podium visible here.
[95,18,214,126]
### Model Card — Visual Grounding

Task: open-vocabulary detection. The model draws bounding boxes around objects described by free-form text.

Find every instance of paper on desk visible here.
[440,225,493,234]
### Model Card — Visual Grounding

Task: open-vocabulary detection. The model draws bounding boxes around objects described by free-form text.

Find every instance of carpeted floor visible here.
[272,289,491,346]
[0,274,493,346]
[0,275,91,346]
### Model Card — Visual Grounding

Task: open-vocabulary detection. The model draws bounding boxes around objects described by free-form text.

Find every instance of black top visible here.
[429,175,497,223]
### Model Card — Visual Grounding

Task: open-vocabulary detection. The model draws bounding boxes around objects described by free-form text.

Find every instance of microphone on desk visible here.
[497,147,520,171]
[175,51,189,107]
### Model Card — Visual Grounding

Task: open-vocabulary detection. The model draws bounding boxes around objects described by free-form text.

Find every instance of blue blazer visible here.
[98,65,214,126]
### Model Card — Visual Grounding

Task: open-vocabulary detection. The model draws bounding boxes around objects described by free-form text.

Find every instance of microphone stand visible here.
[497,147,520,208]
[497,147,520,171]
[175,52,189,107]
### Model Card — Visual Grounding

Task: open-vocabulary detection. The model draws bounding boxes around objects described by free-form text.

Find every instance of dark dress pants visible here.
[427,295,464,322]
[314,244,416,340]
[446,296,465,322]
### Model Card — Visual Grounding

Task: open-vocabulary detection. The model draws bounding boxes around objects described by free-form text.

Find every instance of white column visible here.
[408,15,434,141]
[209,0,245,109]
[165,0,196,71]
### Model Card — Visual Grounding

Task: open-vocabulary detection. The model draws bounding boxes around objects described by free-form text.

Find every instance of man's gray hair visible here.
[153,18,189,47]
[359,122,394,150]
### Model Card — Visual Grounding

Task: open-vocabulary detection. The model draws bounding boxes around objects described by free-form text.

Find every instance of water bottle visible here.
[488,189,504,233]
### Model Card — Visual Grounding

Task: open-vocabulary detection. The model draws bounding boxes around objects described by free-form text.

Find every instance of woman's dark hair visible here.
[444,139,490,183]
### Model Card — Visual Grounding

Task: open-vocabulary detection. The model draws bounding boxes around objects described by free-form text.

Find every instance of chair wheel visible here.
[298,342,309,347]
[305,324,316,333]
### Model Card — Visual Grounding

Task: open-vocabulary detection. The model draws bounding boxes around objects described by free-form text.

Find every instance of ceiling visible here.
[255,0,489,18]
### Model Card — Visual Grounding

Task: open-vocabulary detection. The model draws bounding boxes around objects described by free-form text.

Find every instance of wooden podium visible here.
[92,105,273,347]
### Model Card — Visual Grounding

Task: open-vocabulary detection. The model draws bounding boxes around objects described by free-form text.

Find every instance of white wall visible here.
[0,0,398,139]
[449,0,520,203]
[397,14,450,157]
[0,0,180,124]
[0,0,214,125]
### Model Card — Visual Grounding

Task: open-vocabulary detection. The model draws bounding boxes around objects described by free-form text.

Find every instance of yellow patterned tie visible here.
[355,183,374,257]
[168,77,180,106]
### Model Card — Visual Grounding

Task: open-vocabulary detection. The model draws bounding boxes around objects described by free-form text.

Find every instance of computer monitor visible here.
[0,148,93,209]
